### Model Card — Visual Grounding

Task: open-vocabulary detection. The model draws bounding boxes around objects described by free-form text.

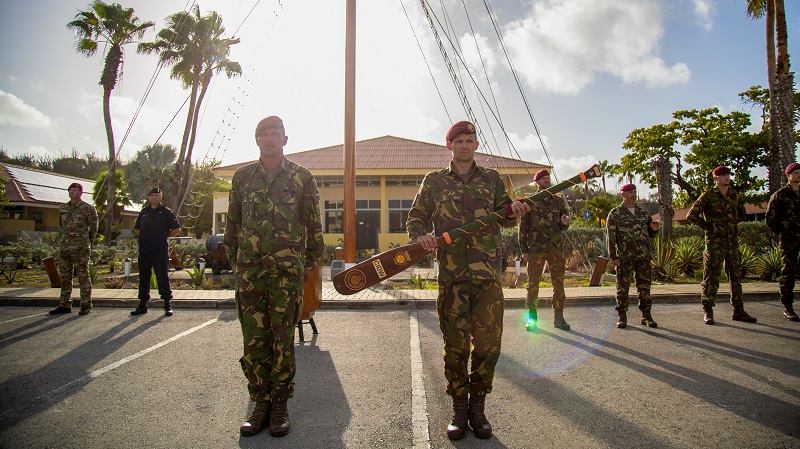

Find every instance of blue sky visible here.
[0,0,797,190]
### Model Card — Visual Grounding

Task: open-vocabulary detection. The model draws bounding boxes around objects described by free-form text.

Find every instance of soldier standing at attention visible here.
[765,162,800,321]
[686,166,757,325]
[130,187,181,317]
[224,116,324,438]
[606,184,659,328]
[49,182,98,316]
[519,168,571,331]
[407,120,530,441]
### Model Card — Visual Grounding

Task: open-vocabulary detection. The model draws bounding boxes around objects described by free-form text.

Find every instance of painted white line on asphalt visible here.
[410,311,431,448]
[0,312,48,324]
[0,317,220,418]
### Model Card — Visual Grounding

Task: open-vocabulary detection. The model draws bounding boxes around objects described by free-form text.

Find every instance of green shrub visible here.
[737,245,760,278]
[673,236,703,277]
[738,221,776,255]
[756,247,783,281]
[652,235,675,282]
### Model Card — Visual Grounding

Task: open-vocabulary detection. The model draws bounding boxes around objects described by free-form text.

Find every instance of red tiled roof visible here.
[217,135,547,171]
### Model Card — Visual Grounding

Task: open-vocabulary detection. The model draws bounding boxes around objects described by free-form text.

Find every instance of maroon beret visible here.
[712,166,730,176]
[255,116,284,137]
[534,169,550,182]
[446,120,476,142]
[67,182,83,191]
[620,183,636,192]
[785,162,800,174]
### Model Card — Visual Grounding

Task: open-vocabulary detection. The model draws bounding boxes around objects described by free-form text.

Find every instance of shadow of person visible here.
[0,316,163,430]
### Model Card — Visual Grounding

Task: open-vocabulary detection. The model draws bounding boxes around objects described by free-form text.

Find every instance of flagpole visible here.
[343,0,357,265]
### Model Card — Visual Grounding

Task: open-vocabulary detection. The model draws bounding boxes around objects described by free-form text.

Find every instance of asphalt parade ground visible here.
[0,298,798,448]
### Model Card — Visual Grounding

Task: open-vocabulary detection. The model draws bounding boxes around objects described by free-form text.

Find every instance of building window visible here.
[357,200,381,231]
[388,199,414,233]
[325,200,343,233]
[385,175,425,187]
[32,212,43,224]
[355,176,381,187]
[317,176,344,188]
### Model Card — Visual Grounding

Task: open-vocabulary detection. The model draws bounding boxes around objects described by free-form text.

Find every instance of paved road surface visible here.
[0,302,798,448]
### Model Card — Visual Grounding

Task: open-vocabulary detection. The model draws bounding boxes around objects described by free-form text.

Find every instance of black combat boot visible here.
[269,398,290,437]
[240,400,270,436]
[703,304,714,325]
[640,310,657,328]
[784,305,800,321]
[468,394,492,439]
[553,308,570,330]
[731,306,757,323]
[163,299,173,317]
[616,310,627,328]
[447,395,469,440]
[49,305,72,315]
[131,300,148,316]
[525,308,537,331]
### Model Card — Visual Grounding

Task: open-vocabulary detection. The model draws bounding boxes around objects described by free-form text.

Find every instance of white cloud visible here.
[460,33,499,81]
[691,0,714,31]
[0,90,52,127]
[503,0,691,94]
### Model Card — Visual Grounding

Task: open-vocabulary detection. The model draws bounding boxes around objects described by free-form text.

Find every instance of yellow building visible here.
[213,136,548,251]
[0,163,138,242]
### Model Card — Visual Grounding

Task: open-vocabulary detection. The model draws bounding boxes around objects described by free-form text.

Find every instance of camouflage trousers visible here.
[58,248,91,308]
[437,279,503,397]
[615,260,652,312]
[525,250,566,310]
[701,243,742,308]
[779,241,799,306]
[235,268,302,401]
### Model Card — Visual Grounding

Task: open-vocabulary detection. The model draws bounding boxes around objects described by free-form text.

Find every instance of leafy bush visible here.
[737,244,760,278]
[184,265,206,287]
[171,240,206,267]
[673,236,704,277]
[670,224,703,241]
[652,235,675,282]
[738,221,776,255]
[756,247,784,281]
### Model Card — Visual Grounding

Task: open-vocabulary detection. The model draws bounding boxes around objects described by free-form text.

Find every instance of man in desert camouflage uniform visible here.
[765,162,800,321]
[519,168,571,331]
[686,166,757,325]
[49,182,98,316]
[407,120,529,441]
[606,184,659,328]
[224,116,324,438]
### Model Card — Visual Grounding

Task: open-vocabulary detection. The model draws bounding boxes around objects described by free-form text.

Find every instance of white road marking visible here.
[0,317,220,418]
[410,311,431,448]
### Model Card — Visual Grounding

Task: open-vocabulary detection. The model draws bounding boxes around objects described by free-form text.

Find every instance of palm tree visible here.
[596,160,613,194]
[92,168,133,243]
[124,143,178,203]
[746,0,796,194]
[138,5,241,214]
[67,1,154,240]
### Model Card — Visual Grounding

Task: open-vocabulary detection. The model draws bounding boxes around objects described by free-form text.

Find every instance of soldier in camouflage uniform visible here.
[407,120,529,441]
[765,162,800,321]
[224,116,324,438]
[49,182,98,316]
[606,184,659,328]
[519,168,571,331]
[686,166,757,325]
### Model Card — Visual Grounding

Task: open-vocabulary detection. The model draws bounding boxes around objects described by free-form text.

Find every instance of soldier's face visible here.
[536,175,551,189]
[788,170,800,184]
[256,127,288,159]
[622,189,637,203]
[713,173,730,187]
[446,134,478,164]
[68,187,82,200]
[148,192,163,206]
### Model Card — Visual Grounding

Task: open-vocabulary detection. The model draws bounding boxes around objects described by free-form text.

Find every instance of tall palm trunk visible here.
[174,70,212,216]
[101,44,123,240]
[170,71,201,211]
[774,0,796,178]
[655,155,674,243]
[765,0,783,194]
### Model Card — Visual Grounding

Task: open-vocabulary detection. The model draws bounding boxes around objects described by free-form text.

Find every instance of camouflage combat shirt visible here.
[686,187,746,245]
[58,199,98,251]
[765,184,800,243]
[223,157,324,282]
[406,161,516,283]
[519,190,568,254]
[606,203,657,262]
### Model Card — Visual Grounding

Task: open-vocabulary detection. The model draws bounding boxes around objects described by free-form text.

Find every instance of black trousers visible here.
[138,251,173,301]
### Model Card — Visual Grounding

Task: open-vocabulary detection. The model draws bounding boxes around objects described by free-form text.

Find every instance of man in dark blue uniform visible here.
[131,187,181,316]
